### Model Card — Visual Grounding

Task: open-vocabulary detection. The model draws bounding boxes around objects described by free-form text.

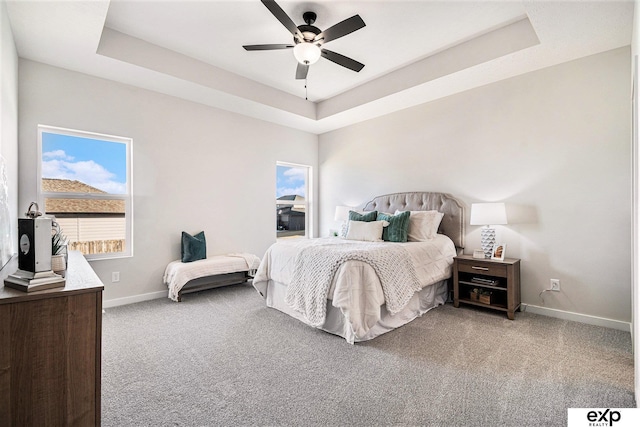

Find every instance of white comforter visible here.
[253,235,456,339]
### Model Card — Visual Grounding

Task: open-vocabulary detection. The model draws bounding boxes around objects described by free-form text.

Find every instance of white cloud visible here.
[277,185,306,198]
[42,152,126,194]
[283,167,306,180]
[43,150,74,161]
[277,166,307,198]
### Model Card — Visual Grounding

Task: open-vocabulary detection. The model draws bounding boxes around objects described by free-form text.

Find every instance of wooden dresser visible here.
[0,251,103,426]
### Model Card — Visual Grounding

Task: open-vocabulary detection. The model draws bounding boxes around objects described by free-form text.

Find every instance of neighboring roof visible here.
[277,195,305,213]
[43,178,105,194]
[277,195,305,202]
[43,178,125,214]
[277,206,305,216]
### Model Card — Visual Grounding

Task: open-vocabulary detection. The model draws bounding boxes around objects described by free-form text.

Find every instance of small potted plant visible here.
[51,223,68,274]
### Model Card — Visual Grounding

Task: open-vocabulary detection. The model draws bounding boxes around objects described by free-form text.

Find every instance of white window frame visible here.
[37,125,133,260]
[276,161,312,239]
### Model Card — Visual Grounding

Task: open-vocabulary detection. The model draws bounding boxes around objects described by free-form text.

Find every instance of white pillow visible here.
[344,220,389,242]
[395,210,444,241]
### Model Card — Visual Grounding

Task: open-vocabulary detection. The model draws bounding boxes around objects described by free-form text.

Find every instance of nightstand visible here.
[453,255,521,320]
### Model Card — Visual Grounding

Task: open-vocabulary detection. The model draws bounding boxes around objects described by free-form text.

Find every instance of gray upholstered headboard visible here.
[362,192,465,251]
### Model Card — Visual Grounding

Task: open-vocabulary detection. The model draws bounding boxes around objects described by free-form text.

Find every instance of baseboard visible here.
[101,295,631,332]
[522,304,631,333]
[103,290,166,309]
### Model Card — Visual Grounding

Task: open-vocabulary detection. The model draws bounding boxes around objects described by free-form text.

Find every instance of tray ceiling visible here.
[5,0,634,134]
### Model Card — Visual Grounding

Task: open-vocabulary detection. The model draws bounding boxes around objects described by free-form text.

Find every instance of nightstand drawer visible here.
[457,260,507,278]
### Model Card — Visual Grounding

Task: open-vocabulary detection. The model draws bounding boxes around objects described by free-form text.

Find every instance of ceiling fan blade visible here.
[321,49,364,72]
[261,0,303,40]
[243,44,294,51]
[296,63,309,80]
[314,15,365,44]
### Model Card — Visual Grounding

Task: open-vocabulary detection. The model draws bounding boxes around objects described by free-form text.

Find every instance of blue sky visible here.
[41,132,127,194]
[276,165,306,198]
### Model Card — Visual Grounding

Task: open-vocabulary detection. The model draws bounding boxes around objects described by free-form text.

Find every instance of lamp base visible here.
[340,222,348,238]
[480,227,496,258]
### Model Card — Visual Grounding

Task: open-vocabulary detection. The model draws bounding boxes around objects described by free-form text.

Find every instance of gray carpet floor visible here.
[102,284,635,426]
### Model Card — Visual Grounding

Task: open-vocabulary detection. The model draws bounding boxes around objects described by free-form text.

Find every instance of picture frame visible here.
[491,243,506,261]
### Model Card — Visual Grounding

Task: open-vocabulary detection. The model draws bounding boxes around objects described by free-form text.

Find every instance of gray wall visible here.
[10,31,633,324]
[18,60,318,304]
[0,0,18,278]
[319,47,632,323]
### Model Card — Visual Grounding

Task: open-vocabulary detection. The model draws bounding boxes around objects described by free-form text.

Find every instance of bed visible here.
[252,192,465,343]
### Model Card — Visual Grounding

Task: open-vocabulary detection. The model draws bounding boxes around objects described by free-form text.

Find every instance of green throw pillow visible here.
[348,210,378,222]
[181,231,206,263]
[377,211,410,242]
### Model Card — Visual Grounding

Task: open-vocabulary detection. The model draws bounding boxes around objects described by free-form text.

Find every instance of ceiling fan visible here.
[243,0,366,80]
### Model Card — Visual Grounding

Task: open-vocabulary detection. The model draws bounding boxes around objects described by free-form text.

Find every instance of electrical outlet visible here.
[112,272,120,283]
[550,279,560,291]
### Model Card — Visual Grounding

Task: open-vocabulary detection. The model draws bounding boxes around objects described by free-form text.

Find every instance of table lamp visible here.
[470,202,507,258]
[334,205,351,237]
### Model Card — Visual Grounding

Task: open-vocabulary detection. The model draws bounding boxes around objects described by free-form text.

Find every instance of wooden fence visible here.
[69,239,125,255]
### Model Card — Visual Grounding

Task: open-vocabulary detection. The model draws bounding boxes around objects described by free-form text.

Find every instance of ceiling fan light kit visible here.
[293,42,321,65]
[243,0,366,82]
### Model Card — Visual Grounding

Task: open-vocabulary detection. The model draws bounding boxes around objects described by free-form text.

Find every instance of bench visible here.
[164,253,260,302]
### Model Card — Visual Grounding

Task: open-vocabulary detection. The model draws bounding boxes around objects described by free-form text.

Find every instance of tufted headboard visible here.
[362,192,465,251]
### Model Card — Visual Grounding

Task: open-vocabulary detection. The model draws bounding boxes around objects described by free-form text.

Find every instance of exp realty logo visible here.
[568,408,639,427]
[586,409,620,426]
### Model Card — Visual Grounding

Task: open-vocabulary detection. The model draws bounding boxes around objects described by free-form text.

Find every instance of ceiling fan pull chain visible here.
[305,77,308,101]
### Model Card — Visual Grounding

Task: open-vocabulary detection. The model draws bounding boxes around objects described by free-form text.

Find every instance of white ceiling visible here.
[5,0,634,134]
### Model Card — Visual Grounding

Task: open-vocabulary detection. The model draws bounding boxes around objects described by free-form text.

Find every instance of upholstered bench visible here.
[164,253,260,302]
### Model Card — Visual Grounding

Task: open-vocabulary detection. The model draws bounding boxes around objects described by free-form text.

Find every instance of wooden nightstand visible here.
[453,255,521,320]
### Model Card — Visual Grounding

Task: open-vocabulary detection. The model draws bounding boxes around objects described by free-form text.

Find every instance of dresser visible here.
[0,251,103,426]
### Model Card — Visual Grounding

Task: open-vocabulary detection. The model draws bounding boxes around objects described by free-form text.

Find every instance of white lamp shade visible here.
[334,205,351,222]
[293,42,321,65]
[470,203,507,226]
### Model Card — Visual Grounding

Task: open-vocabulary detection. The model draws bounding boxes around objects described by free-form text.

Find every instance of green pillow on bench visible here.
[181,231,206,263]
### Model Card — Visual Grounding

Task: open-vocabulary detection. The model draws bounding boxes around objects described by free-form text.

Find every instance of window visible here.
[276,162,310,239]
[38,125,132,260]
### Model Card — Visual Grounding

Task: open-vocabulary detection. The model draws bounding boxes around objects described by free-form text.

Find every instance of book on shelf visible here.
[471,277,499,286]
